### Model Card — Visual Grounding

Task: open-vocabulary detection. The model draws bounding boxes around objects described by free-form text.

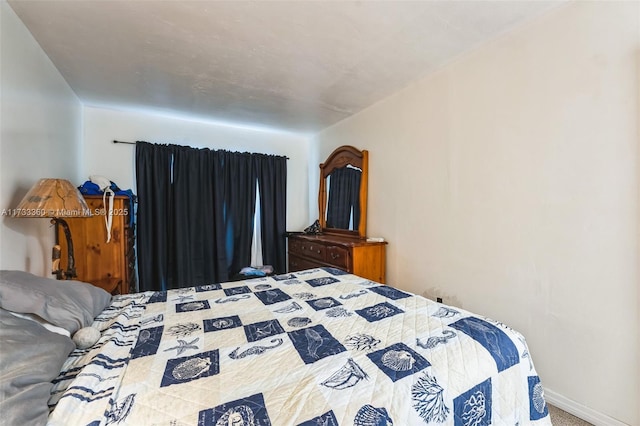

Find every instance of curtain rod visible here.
[112,140,289,159]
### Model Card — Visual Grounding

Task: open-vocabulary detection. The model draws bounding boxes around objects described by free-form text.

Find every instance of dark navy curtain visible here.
[255,154,287,274]
[326,166,361,230]
[136,141,286,291]
[223,151,257,276]
[170,146,227,287]
[135,142,173,292]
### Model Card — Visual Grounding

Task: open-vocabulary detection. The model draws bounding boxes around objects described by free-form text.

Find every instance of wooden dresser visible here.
[287,233,387,283]
[60,195,135,294]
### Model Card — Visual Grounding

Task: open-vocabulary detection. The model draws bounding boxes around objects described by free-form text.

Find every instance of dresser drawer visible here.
[298,241,326,261]
[287,234,386,283]
[288,254,323,272]
[325,245,348,268]
[288,238,303,254]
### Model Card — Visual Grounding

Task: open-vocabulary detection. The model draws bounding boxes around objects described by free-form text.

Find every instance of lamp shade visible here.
[13,178,91,218]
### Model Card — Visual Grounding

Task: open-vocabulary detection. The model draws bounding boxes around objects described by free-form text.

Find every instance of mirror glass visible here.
[319,145,368,238]
[324,166,362,231]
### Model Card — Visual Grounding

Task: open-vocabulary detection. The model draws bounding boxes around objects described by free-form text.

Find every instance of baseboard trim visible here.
[544,388,629,426]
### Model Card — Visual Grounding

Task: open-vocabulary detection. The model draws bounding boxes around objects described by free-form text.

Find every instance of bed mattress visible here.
[48,268,551,425]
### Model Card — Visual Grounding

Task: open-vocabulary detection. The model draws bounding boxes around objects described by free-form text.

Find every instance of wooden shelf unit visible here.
[59,195,135,294]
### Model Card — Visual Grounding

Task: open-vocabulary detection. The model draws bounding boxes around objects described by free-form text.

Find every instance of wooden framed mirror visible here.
[318,145,368,238]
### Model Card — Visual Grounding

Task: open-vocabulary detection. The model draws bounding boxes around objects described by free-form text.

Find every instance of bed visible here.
[0,268,551,425]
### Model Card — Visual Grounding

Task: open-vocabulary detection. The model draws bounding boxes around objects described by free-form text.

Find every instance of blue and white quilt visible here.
[48,268,551,425]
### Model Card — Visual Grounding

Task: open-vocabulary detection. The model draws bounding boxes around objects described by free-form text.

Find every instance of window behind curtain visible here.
[136,142,286,292]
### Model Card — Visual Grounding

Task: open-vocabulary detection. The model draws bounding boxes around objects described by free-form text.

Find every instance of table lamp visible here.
[13,178,91,279]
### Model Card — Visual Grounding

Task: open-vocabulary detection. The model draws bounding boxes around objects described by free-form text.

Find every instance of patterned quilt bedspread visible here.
[48,268,551,425]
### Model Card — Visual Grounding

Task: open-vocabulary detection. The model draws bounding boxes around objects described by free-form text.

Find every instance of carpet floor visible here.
[548,404,594,426]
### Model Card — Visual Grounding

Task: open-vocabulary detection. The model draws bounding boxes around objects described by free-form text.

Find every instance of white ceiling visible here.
[9,0,563,134]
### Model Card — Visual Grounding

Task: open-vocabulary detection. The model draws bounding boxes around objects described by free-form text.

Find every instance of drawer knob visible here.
[331,253,339,259]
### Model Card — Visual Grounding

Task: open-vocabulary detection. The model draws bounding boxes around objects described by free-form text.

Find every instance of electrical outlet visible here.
[436,297,443,303]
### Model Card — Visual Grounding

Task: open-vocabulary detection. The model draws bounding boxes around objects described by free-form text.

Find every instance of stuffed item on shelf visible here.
[303,220,321,234]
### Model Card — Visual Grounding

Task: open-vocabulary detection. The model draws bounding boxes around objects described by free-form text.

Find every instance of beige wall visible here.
[314,2,639,424]
[0,2,82,275]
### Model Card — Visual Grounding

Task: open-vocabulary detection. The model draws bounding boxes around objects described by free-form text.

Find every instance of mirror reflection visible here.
[324,165,362,231]
[318,145,368,238]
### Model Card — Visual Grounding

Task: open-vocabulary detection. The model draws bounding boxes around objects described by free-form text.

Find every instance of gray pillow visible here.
[0,270,111,334]
[0,309,75,426]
